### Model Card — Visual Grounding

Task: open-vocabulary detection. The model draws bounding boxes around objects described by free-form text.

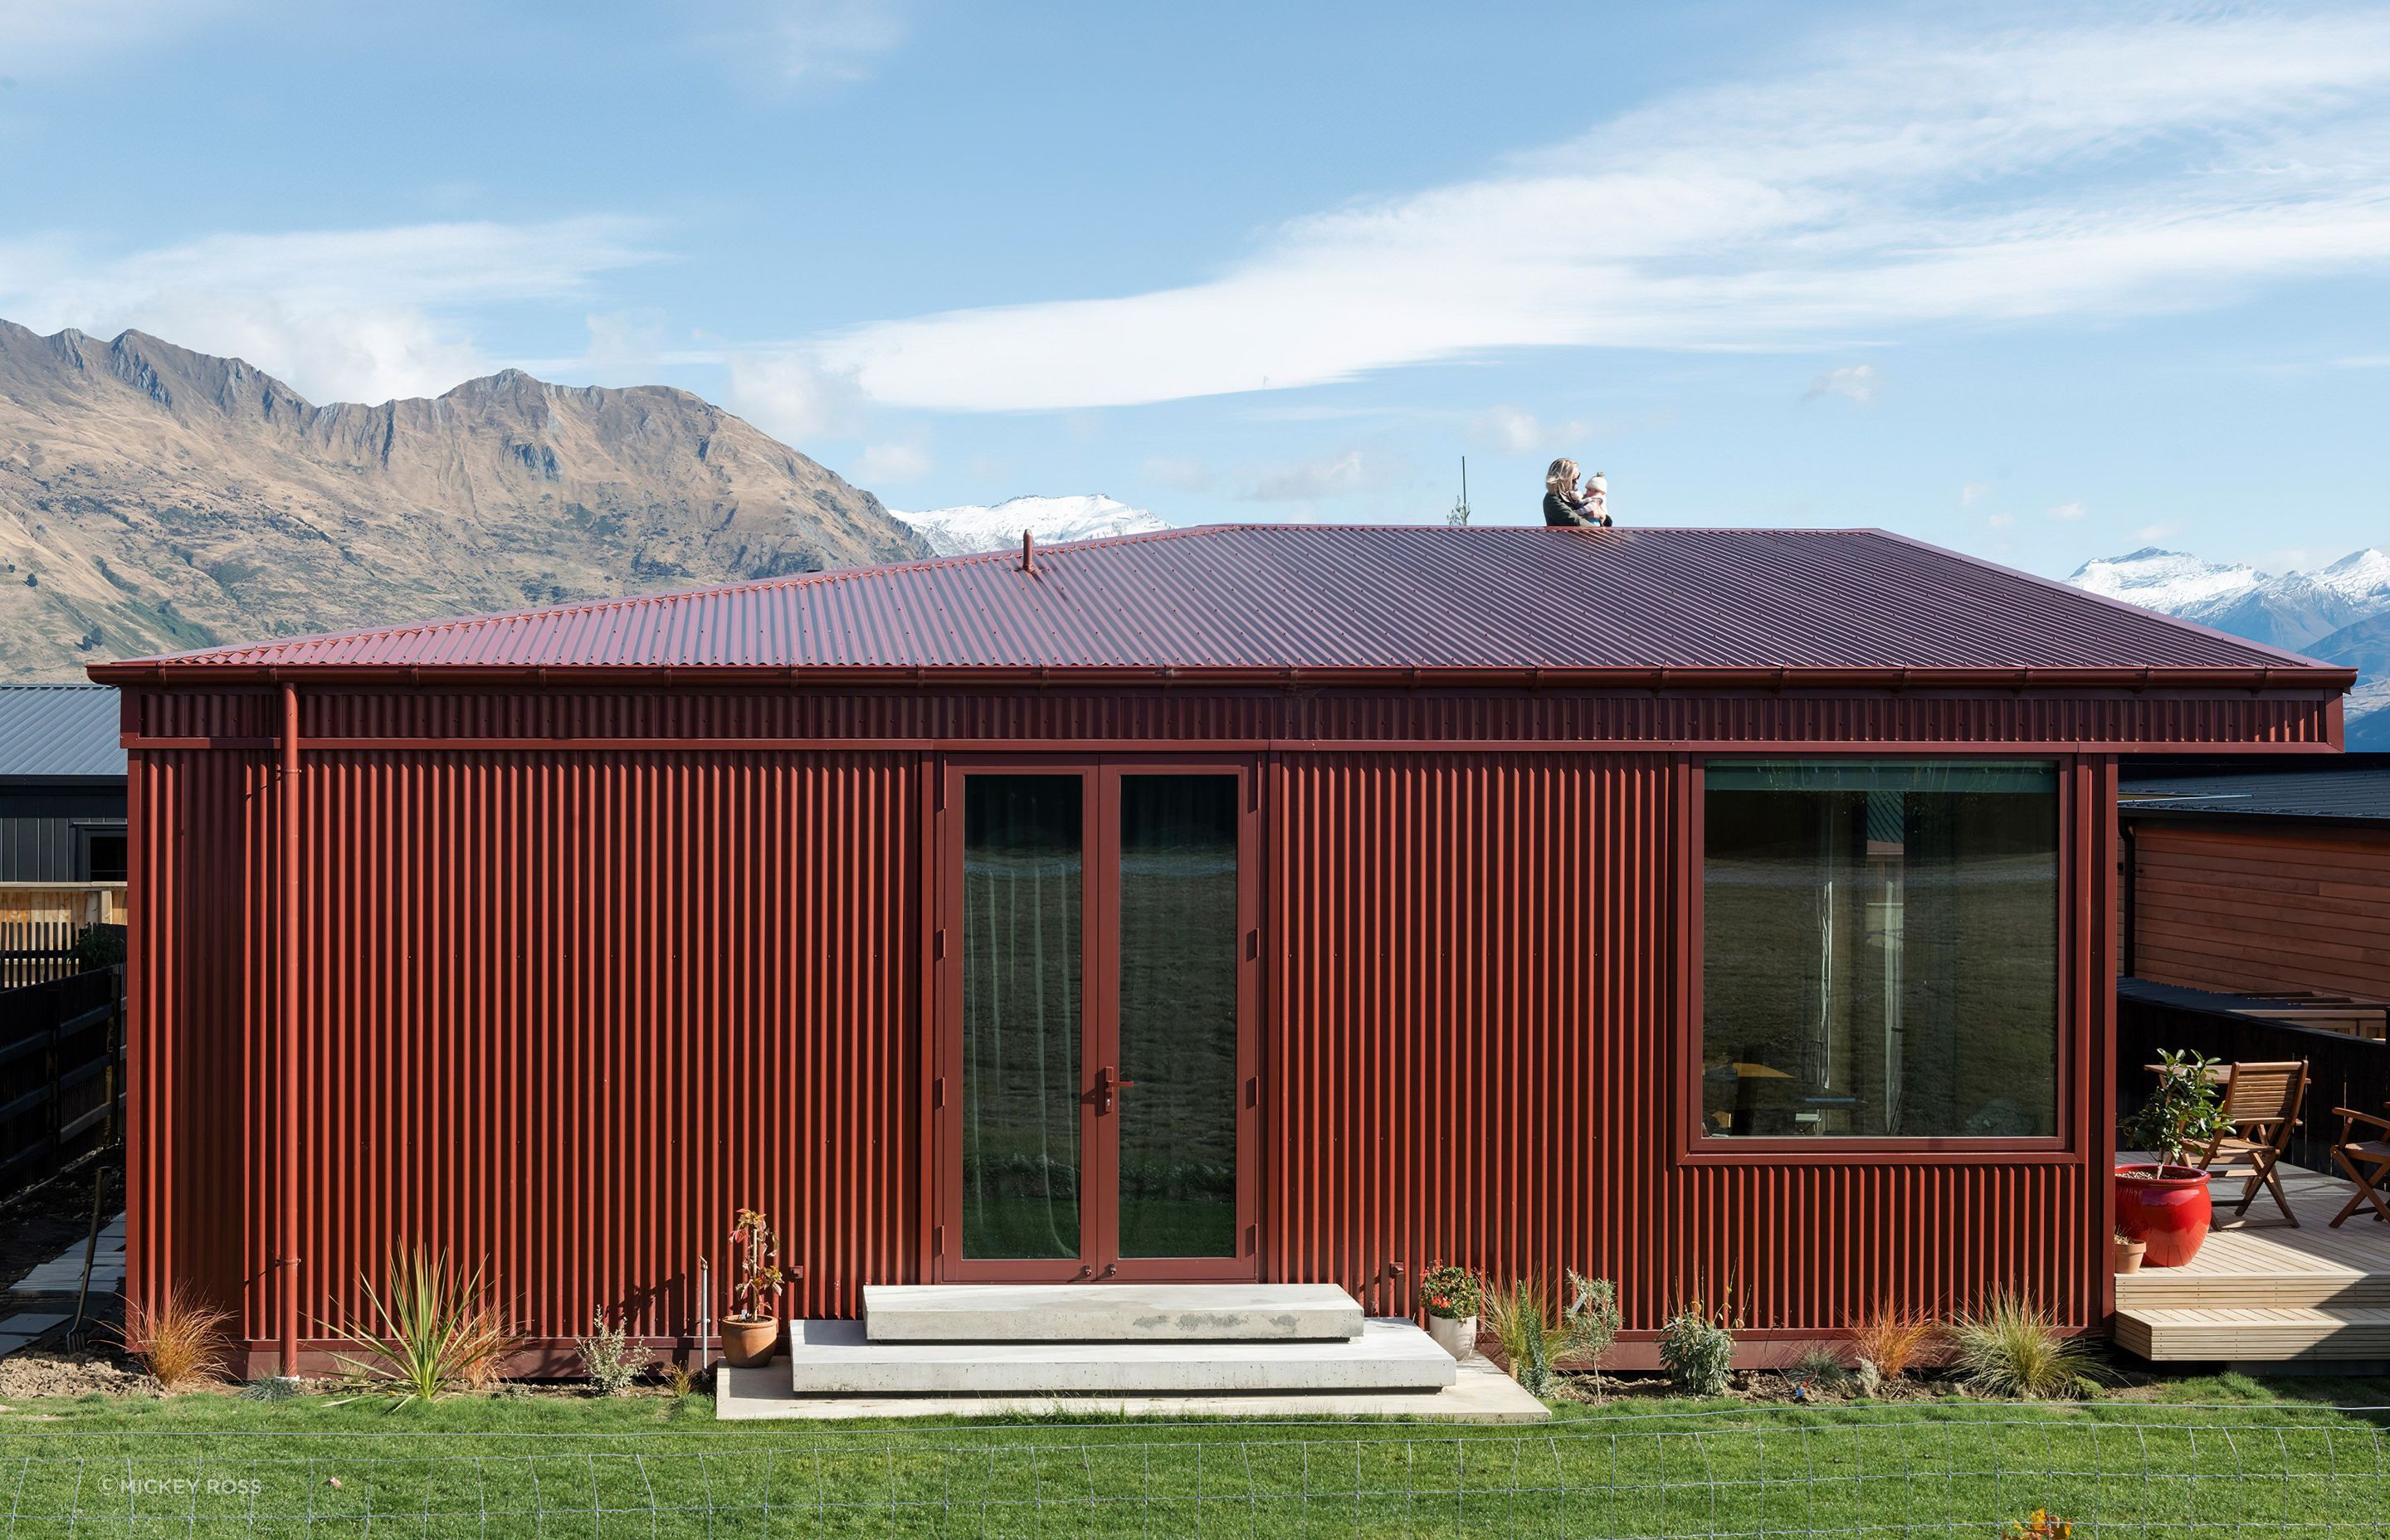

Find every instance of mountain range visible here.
[0,321,928,679]
[890,494,1168,556]
[2065,547,2390,747]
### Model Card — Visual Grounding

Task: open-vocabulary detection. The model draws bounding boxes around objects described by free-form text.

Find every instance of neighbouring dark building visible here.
[0,684,129,891]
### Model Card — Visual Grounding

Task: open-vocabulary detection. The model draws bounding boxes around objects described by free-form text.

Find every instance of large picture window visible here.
[1701,760,2059,1141]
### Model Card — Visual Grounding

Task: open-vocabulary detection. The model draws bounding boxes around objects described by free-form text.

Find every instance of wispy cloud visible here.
[698,0,907,90]
[802,8,2390,412]
[0,217,656,402]
[2047,500,2088,521]
[855,441,931,483]
[1805,363,1878,404]
[1961,482,1993,507]
[0,0,241,76]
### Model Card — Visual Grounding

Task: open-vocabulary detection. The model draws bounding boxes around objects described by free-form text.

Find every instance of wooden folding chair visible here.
[2197,1060,2308,1226]
[2329,1105,2390,1227]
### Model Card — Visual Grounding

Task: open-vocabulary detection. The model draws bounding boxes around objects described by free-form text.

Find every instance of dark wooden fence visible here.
[0,964,124,1196]
[2119,987,2390,1175]
[0,919,90,991]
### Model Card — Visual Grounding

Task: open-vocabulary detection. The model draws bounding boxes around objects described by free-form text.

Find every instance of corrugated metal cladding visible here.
[129,704,2120,1366]
[133,746,924,1365]
[112,525,2319,675]
[1266,753,2101,1352]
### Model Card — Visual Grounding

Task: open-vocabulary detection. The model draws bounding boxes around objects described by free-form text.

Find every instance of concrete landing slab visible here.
[788,1316,1453,1396]
[721,1352,1547,1422]
[863,1283,1363,1343]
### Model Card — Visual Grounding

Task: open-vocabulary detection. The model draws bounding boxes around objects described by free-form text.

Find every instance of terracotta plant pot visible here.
[2113,1236,2148,1274]
[721,1316,782,1368]
[1426,1313,1478,1360]
[2114,1163,2212,1267]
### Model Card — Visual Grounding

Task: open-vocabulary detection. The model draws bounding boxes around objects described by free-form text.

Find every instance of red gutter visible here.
[85,661,2358,691]
[277,682,300,1377]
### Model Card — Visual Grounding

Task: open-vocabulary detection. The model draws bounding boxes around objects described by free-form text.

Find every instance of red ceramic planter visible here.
[2114,1164,2212,1267]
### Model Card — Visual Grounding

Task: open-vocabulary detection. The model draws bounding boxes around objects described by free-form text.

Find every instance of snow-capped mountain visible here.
[2064,547,2373,653]
[888,495,1169,557]
[2065,546,2390,747]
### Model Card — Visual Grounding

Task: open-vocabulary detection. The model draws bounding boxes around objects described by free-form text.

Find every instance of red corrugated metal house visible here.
[90,524,2353,1375]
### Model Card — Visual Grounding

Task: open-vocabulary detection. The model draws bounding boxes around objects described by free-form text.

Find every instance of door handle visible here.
[1095,1065,1115,1114]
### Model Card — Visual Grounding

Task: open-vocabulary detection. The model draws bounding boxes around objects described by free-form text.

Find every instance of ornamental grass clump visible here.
[1948,1292,2100,1400]
[1482,1271,1621,1396]
[119,1285,235,1392]
[1656,1297,1737,1399]
[328,1246,515,1406]
[1848,1302,1940,1389]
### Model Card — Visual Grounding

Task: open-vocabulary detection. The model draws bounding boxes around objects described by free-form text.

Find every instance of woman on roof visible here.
[1543,460,1613,528]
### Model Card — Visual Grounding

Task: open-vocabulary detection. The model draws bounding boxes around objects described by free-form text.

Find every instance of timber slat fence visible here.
[0,962,124,1196]
[0,917,85,990]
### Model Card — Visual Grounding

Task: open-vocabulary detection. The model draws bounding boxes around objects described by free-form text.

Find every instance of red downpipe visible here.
[279,682,301,1374]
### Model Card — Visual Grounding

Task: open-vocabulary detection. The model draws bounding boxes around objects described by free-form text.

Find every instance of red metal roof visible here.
[90,524,2349,684]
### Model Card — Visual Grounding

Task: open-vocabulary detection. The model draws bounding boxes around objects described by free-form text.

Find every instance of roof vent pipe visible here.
[1021,528,1035,573]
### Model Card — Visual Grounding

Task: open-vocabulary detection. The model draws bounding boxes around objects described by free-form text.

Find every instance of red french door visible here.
[933,758,1260,1282]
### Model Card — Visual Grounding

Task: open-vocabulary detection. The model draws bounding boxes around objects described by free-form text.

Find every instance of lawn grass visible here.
[3,1372,2387,1536]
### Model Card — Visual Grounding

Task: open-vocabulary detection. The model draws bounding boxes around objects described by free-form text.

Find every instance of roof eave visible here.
[84,660,2361,693]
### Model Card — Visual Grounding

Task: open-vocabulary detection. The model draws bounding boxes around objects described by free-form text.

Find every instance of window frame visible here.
[1677,753,2078,1166]
[73,821,129,884]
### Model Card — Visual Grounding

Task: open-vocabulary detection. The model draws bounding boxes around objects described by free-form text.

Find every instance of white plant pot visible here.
[1426,1313,1477,1360]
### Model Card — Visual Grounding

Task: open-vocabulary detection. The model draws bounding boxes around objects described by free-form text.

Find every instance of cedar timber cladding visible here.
[97,525,2349,1370]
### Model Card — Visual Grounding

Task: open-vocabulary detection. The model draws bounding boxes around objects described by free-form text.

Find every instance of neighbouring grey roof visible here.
[0,685,124,778]
[2119,754,2390,825]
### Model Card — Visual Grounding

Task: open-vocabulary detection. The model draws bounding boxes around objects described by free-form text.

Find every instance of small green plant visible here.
[1789,1343,1853,1391]
[573,1310,652,1396]
[1483,1271,1622,1396]
[1657,1297,1738,1398]
[2126,1048,2227,1169]
[727,1209,784,1323]
[1947,1292,2100,1400]
[326,1247,515,1406]
[1417,1263,1481,1320]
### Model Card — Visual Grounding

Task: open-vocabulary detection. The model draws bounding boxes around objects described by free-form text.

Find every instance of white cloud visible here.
[800,9,2390,412]
[724,348,866,441]
[1473,407,1587,454]
[0,217,656,403]
[1805,363,1877,404]
[2136,521,2179,541]
[1142,456,1215,492]
[1988,511,2014,529]
[0,0,239,75]
[1239,449,1378,503]
[699,0,906,89]
[855,441,931,484]
[1961,482,1993,507]
[2047,500,2088,521]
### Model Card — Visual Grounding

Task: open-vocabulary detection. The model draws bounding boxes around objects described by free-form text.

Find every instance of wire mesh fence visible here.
[7,1406,2389,1538]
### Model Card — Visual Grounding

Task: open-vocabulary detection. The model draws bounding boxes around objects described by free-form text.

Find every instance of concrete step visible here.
[862,1283,1363,1343]
[788,1317,1456,1396]
[2117,1305,2390,1362]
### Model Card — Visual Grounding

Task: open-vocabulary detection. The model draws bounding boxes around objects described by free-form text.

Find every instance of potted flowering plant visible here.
[721,1208,785,1367]
[1417,1263,1482,1359]
[2116,1049,2227,1267]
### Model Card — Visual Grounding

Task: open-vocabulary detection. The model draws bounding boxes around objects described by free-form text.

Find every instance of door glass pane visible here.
[1117,775,1239,1258]
[961,775,1083,1259]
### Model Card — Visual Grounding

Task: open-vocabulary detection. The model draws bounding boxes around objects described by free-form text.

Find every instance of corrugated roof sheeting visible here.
[103,525,2326,675]
[0,684,124,777]
[2121,758,2390,822]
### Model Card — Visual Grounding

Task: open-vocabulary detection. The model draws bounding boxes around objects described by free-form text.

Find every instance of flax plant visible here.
[327,1246,515,1406]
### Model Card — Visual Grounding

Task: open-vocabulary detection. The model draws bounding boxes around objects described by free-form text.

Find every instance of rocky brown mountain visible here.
[0,320,928,679]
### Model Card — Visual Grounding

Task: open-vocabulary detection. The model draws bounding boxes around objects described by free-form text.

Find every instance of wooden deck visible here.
[2115,1159,2390,1362]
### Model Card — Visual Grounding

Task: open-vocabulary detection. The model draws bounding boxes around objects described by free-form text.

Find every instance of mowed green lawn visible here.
[3,1375,2388,1537]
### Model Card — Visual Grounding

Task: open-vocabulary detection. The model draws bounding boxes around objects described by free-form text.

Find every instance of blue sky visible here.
[2,1,2387,580]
